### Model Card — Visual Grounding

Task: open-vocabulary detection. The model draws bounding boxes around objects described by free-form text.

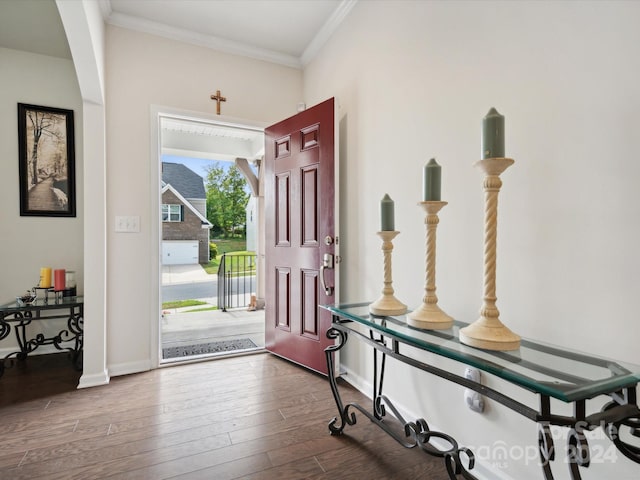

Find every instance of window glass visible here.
[162,204,182,222]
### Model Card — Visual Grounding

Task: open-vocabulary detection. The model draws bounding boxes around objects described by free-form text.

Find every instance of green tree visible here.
[205,162,249,238]
[26,110,64,186]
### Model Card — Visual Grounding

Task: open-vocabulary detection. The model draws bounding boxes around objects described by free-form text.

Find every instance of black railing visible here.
[216,253,257,312]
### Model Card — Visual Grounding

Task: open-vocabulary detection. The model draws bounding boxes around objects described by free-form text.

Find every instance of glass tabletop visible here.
[322,303,640,402]
[0,296,84,313]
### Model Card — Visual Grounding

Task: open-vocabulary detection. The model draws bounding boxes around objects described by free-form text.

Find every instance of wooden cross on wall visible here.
[210,89,226,115]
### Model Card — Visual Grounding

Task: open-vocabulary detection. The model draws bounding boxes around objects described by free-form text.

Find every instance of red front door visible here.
[264,98,336,375]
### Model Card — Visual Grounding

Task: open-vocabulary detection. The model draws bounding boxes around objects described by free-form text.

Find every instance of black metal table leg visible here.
[326,324,356,435]
[324,321,480,479]
[538,423,556,479]
[67,306,84,369]
[0,317,9,378]
[371,329,386,420]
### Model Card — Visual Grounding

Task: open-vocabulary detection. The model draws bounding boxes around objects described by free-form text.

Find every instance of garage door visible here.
[162,241,199,265]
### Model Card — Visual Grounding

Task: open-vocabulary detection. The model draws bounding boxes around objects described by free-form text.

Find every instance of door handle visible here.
[320,253,334,296]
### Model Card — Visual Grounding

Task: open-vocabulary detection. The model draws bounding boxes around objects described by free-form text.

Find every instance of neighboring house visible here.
[161,162,212,265]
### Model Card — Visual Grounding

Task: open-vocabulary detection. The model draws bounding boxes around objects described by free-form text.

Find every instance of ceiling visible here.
[161,117,266,162]
[0,0,353,163]
[105,0,354,68]
[0,0,355,68]
[0,0,72,59]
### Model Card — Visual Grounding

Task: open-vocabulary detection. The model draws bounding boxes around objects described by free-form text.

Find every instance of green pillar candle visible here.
[482,107,505,159]
[422,158,441,201]
[380,194,395,231]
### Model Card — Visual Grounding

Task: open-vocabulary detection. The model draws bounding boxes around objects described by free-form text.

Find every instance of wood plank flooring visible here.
[0,352,449,479]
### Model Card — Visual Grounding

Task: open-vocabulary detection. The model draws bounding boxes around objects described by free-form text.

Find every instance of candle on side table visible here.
[380,194,395,231]
[423,158,442,201]
[39,267,52,288]
[482,107,505,159]
[54,269,66,291]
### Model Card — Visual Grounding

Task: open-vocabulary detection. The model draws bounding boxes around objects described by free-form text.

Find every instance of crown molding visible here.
[301,0,357,66]
[105,10,302,68]
[97,0,112,19]
[101,0,357,70]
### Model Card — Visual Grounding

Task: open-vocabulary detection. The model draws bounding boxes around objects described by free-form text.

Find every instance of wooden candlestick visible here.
[459,157,520,351]
[408,201,453,330]
[369,231,407,316]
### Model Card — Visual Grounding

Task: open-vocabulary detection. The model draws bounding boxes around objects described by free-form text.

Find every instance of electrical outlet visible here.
[464,367,485,413]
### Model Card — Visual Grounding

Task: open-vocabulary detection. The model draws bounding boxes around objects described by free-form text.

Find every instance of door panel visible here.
[301,166,318,246]
[265,98,336,375]
[301,270,319,339]
[275,173,291,246]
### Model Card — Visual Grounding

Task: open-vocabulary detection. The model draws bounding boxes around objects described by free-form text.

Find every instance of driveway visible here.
[162,264,211,286]
[161,263,255,308]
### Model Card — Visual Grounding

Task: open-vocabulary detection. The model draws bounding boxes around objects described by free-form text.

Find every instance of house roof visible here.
[162,162,206,199]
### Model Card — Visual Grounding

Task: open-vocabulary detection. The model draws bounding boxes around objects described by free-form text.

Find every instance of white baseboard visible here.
[107,359,152,378]
[338,365,516,480]
[78,370,110,388]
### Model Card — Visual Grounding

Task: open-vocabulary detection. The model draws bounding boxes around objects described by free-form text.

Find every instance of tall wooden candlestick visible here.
[408,201,453,330]
[459,157,520,351]
[369,231,407,316]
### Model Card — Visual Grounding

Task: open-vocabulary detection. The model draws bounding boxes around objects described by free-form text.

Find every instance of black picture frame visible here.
[18,103,76,217]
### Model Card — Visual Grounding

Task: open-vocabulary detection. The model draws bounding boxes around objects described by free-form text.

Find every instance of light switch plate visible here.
[115,215,140,233]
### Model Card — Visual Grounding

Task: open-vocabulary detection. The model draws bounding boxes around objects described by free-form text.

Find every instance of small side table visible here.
[0,296,84,378]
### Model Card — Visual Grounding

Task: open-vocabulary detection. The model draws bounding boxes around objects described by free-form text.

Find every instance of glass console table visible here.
[0,296,83,378]
[322,303,640,479]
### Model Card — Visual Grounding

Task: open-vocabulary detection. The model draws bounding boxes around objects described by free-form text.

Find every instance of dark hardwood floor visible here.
[0,352,449,479]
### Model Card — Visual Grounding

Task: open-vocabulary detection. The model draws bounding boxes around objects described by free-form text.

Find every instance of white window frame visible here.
[162,204,183,222]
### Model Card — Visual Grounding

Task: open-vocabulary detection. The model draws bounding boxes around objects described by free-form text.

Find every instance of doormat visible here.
[163,338,257,359]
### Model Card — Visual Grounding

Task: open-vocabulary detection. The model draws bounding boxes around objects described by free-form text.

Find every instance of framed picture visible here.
[18,103,76,217]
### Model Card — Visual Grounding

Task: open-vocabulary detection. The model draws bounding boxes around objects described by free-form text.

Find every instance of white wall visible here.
[105,26,303,374]
[0,47,84,351]
[304,1,640,479]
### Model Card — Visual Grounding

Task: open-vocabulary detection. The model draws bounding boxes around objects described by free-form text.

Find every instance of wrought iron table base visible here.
[0,305,83,377]
[325,319,640,480]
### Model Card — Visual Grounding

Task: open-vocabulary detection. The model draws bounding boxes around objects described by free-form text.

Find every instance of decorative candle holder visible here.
[34,286,51,304]
[408,201,453,330]
[459,157,521,351]
[369,231,407,316]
